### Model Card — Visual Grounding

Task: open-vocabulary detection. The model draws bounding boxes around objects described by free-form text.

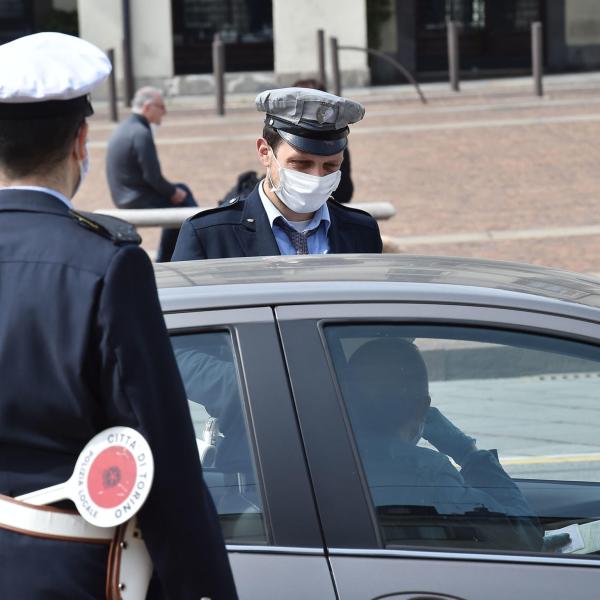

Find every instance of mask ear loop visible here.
[267,146,282,193]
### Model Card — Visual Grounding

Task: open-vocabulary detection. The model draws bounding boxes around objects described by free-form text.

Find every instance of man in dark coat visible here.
[346,338,543,552]
[172,87,382,261]
[0,32,237,600]
[106,86,198,262]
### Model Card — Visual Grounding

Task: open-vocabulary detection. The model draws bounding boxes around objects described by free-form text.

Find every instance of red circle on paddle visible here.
[87,446,137,509]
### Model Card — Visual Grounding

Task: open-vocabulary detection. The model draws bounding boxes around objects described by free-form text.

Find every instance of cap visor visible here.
[0,96,93,120]
[278,130,347,156]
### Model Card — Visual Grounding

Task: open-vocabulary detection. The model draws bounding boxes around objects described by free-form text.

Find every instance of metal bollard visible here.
[107,49,119,123]
[121,0,134,107]
[447,20,460,92]
[212,33,226,116]
[532,22,544,97]
[330,36,341,97]
[317,29,326,88]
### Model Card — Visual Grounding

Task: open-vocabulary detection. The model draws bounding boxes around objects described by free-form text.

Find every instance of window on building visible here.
[172,0,273,74]
[0,0,78,44]
[416,0,542,71]
[419,0,486,31]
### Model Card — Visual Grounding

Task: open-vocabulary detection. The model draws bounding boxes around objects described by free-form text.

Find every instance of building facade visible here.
[0,1,599,95]
[371,0,600,84]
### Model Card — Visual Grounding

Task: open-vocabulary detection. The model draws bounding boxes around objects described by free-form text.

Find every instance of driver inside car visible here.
[346,337,543,552]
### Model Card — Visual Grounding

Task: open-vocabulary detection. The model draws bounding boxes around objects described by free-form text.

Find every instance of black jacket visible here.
[172,183,383,260]
[0,189,237,599]
[105,114,176,208]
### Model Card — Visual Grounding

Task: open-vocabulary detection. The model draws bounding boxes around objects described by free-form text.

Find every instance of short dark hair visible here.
[348,338,430,435]
[262,124,283,155]
[0,112,85,178]
[291,78,326,93]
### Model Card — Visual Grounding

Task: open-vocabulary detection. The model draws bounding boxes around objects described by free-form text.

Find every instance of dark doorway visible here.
[172,0,273,75]
[416,0,544,74]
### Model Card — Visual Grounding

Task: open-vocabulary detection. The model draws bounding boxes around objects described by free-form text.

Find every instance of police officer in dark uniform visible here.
[0,32,237,599]
[172,87,382,260]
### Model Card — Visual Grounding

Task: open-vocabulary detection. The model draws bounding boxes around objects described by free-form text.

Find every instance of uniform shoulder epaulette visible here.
[69,210,142,245]
[189,196,244,221]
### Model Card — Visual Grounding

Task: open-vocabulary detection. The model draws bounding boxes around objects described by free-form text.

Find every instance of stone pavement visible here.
[80,72,600,274]
[429,374,600,482]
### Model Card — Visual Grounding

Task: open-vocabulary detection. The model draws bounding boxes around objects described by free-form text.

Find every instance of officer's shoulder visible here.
[186,197,245,228]
[69,209,142,245]
[328,199,378,225]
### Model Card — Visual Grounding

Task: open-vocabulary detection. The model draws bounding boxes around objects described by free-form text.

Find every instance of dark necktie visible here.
[274,217,320,255]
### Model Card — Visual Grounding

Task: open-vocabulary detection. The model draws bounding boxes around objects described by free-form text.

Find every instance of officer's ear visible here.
[73,121,89,162]
[256,137,272,167]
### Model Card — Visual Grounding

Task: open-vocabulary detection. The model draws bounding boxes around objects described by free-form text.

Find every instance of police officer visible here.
[0,33,237,599]
[172,87,383,260]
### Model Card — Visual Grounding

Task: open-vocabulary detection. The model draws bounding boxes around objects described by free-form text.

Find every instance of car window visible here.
[171,331,266,544]
[324,323,600,557]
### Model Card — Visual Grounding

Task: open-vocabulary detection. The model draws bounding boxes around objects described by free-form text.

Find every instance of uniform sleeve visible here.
[461,450,537,517]
[459,450,543,551]
[132,130,177,199]
[171,219,207,261]
[372,219,383,253]
[97,245,238,600]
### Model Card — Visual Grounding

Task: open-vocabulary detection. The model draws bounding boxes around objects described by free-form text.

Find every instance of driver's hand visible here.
[542,532,572,552]
[423,406,477,465]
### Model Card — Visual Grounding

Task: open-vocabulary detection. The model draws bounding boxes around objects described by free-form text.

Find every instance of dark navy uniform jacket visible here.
[171,183,383,260]
[0,189,237,599]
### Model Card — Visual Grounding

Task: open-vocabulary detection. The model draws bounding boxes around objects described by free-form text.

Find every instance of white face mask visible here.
[268,149,341,214]
[150,123,160,137]
[73,142,90,197]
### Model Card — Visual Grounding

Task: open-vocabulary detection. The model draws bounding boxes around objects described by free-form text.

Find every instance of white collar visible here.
[1,185,73,209]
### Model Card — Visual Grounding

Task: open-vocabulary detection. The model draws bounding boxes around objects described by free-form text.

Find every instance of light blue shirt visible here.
[258,180,330,255]
[0,185,73,209]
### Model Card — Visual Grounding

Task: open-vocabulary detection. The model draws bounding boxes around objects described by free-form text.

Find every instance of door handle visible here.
[373,593,467,600]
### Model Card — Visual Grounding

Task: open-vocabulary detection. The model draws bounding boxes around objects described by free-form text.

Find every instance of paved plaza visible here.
[81,73,600,274]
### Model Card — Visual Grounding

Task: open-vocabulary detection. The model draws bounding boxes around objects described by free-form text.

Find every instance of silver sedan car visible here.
[156,254,600,600]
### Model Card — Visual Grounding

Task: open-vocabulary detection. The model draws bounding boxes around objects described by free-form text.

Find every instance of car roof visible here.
[155,254,600,320]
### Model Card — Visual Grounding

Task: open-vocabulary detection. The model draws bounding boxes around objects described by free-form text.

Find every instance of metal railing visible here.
[445,20,544,96]
[328,36,427,104]
[94,202,396,229]
[106,48,119,123]
[213,33,226,116]
[532,22,544,97]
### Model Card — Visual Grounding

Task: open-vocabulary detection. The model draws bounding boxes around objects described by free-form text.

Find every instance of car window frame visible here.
[275,302,600,568]
[165,306,324,550]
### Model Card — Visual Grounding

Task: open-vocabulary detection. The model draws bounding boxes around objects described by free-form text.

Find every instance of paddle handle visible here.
[16,482,70,506]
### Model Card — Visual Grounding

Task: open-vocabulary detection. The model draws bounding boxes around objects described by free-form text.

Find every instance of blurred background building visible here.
[1,0,599,93]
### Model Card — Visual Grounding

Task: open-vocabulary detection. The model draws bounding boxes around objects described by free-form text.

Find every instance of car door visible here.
[277,302,600,600]
[164,306,336,600]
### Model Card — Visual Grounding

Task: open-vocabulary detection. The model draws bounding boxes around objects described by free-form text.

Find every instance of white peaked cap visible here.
[0,32,111,118]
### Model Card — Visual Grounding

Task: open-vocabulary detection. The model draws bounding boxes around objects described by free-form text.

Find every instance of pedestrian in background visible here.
[0,32,237,599]
[106,86,198,262]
